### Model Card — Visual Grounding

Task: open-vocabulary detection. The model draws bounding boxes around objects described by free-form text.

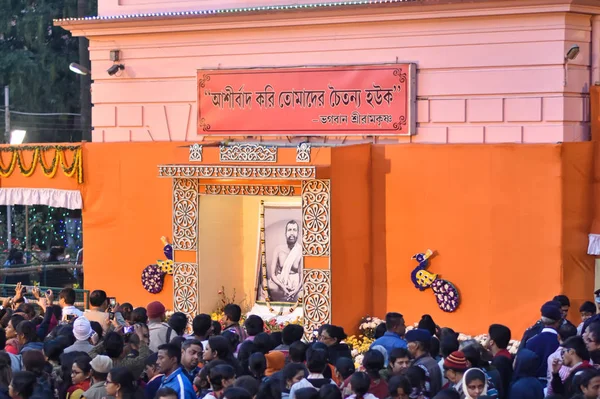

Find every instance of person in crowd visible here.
[143,353,162,399]
[84,291,110,334]
[374,324,387,341]
[387,375,412,399]
[222,305,247,342]
[461,369,487,399]
[82,355,112,399]
[249,353,267,382]
[507,349,543,399]
[573,368,600,399]
[442,351,468,394]
[386,348,410,380]
[65,318,95,354]
[5,315,25,355]
[432,389,460,399]
[265,351,285,378]
[553,295,577,329]
[67,355,93,399]
[403,366,428,399]
[59,288,83,320]
[169,313,189,339]
[578,301,597,335]
[192,314,213,348]
[360,350,387,399]
[147,302,172,353]
[347,372,376,399]
[205,365,236,399]
[370,313,407,356]
[212,321,222,337]
[281,364,306,399]
[289,349,334,399]
[460,344,499,398]
[243,316,264,345]
[204,336,244,376]
[8,371,37,399]
[546,322,577,395]
[105,367,144,399]
[274,325,304,358]
[129,308,148,326]
[22,350,53,399]
[583,320,600,364]
[90,325,151,379]
[16,321,43,353]
[333,358,353,395]
[181,339,203,382]
[438,333,459,388]
[487,324,512,398]
[289,342,308,365]
[155,388,179,399]
[233,376,260,399]
[524,301,562,385]
[157,343,196,399]
[406,328,442,396]
[318,326,351,366]
[0,353,10,399]
[550,335,593,396]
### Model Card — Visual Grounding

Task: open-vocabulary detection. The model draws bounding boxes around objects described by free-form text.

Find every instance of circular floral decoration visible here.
[142,264,166,294]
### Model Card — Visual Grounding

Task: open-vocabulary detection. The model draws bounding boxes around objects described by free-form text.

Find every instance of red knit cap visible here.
[147,301,166,319]
[443,350,468,371]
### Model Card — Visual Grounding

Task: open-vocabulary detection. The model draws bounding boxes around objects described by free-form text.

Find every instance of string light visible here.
[0,206,82,254]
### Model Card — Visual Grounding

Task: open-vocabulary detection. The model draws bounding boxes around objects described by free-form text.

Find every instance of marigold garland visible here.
[0,146,83,183]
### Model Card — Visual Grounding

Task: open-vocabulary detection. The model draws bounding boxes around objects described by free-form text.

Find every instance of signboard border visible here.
[196,63,417,137]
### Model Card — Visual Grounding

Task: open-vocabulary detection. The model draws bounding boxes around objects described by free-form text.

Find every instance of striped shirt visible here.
[546,347,572,395]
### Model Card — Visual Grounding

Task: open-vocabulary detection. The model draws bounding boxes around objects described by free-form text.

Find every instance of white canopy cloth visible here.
[0,188,82,210]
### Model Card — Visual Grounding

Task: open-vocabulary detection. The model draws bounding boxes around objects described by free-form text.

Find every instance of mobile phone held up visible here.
[66,314,76,322]
[124,325,134,334]
[108,311,115,321]
[108,297,117,308]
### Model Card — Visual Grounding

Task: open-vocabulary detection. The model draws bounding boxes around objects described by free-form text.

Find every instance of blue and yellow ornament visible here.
[158,236,174,275]
[410,250,460,313]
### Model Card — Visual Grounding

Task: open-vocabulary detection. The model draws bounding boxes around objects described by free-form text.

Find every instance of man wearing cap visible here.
[65,317,95,353]
[83,355,113,399]
[148,301,173,353]
[406,328,442,396]
[524,301,562,386]
[442,351,468,395]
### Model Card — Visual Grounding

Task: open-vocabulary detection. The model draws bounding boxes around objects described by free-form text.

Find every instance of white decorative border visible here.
[159,165,315,180]
[302,269,331,340]
[172,178,199,251]
[296,143,311,163]
[202,184,297,196]
[301,180,331,256]
[189,144,203,162]
[220,144,277,163]
[173,262,199,331]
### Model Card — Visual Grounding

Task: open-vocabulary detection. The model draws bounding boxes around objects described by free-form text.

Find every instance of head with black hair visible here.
[209,364,236,392]
[388,375,412,399]
[144,353,160,381]
[562,335,590,367]
[212,320,222,336]
[155,387,178,399]
[104,332,125,359]
[282,363,307,390]
[295,388,319,399]
[6,314,25,339]
[385,312,406,336]
[362,350,385,380]
[585,321,600,352]
[374,323,387,339]
[289,341,308,364]
[181,339,203,372]
[0,353,11,388]
[105,367,139,399]
[306,348,328,374]
[168,312,188,337]
[16,320,38,345]
[488,324,511,354]
[577,368,600,399]
[192,314,213,338]
[581,301,597,323]
[270,332,283,349]
[204,336,232,362]
[253,332,273,355]
[222,330,240,352]
[244,315,265,337]
[461,344,486,369]
[249,352,267,380]
[130,307,148,325]
[319,325,347,347]
[234,376,260,398]
[389,348,411,375]
[282,324,304,346]
[430,336,440,359]
[431,390,461,399]
[223,304,242,325]
[404,366,427,394]
[59,288,76,307]
[256,372,282,399]
[223,387,252,399]
[22,350,47,377]
[157,343,182,376]
[319,384,341,399]
[44,339,68,363]
[553,295,571,320]
[418,315,437,336]
[558,323,578,343]
[335,357,355,381]
[9,371,37,399]
[71,354,93,385]
[89,290,108,309]
[349,372,371,399]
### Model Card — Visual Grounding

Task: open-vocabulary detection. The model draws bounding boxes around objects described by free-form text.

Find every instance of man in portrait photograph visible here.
[267,220,303,302]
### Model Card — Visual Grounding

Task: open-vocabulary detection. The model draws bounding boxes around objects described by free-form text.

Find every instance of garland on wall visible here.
[259,201,302,314]
[0,146,83,184]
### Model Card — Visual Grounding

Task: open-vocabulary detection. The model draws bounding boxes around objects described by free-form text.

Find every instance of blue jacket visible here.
[370,332,407,356]
[160,368,196,399]
[524,328,559,379]
[508,349,544,399]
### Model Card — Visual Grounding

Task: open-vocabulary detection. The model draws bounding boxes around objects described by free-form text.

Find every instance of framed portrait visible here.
[256,202,303,305]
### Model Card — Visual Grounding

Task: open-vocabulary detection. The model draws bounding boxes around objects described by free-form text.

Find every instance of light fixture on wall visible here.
[564,44,580,87]
[10,130,26,145]
[69,63,90,76]
[107,49,125,76]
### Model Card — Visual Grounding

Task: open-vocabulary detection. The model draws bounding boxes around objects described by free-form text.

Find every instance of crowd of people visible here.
[0,284,598,399]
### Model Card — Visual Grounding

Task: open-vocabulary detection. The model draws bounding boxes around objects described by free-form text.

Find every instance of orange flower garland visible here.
[0,146,82,183]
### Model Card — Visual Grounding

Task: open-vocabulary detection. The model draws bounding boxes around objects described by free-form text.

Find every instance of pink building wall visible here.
[58,1,599,143]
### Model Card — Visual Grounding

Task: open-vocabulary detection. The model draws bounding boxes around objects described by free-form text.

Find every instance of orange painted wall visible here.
[370,144,592,336]
[0,142,594,336]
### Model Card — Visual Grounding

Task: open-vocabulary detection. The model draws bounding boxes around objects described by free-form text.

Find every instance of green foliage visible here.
[0,0,97,141]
